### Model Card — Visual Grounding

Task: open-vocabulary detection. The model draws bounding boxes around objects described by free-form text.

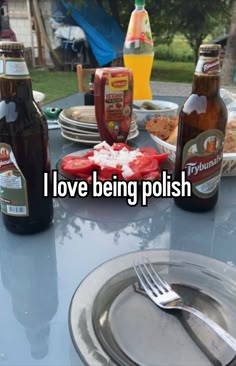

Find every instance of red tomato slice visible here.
[139,148,169,164]
[112,142,132,151]
[97,175,111,181]
[129,155,159,175]
[154,152,169,164]
[83,151,94,158]
[61,155,80,169]
[142,171,160,180]
[73,172,90,180]
[100,166,123,180]
[63,158,97,175]
[125,171,142,181]
[139,147,159,156]
[86,175,93,184]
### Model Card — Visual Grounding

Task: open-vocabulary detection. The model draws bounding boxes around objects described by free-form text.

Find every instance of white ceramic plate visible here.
[133,99,179,129]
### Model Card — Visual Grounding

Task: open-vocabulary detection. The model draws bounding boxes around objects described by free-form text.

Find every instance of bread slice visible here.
[145,116,178,141]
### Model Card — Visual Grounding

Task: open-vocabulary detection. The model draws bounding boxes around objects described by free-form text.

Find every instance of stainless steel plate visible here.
[60,107,138,128]
[69,250,236,366]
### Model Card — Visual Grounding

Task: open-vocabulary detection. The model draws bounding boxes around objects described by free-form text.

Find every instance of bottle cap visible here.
[135,0,145,6]
[0,41,24,51]
[199,44,221,52]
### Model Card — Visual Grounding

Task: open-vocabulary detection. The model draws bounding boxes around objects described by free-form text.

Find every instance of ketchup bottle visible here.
[94,67,133,145]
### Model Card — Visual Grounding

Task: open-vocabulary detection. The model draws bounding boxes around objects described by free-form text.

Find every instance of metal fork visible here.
[133,257,236,352]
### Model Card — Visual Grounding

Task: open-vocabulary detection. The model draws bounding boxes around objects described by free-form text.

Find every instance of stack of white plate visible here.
[58,106,139,145]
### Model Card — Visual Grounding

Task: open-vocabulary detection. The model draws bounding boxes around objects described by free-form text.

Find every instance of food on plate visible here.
[61,141,168,182]
[145,115,179,140]
[139,101,161,110]
[146,113,236,154]
[224,117,236,153]
[70,106,96,123]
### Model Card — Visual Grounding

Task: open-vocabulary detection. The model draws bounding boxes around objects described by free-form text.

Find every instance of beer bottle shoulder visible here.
[179,93,227,131]
[0,99,48,133]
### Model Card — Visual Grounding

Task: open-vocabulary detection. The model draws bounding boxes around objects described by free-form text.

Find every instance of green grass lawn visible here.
[30,34,196,103]
[152,60,195,83]
[154,34,194,62]
[30,60,195,103]
[30,69,78,103]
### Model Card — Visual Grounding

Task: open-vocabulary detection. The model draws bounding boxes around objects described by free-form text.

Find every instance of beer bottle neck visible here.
[192,54,220,97]
[192,74,220,97]
[0,53,33,101]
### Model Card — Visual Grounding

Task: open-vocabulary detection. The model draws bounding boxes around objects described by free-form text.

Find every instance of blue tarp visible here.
[60,0,125,66]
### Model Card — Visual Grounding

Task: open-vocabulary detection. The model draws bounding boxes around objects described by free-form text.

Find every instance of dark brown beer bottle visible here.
[84,72,95,106]
[174,44,227,212]
[0,42,53,234]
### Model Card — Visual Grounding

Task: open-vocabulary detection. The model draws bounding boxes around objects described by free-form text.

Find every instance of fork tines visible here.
[134,257,171,295]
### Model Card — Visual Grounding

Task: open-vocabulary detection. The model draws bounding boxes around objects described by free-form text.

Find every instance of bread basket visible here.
[149,134,236,177]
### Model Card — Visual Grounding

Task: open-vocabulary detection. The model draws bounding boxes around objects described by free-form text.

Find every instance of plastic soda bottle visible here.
[123,0,154,100]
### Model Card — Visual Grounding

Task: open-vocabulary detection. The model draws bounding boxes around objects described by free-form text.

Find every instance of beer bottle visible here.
[84,72,95,106]
[0,42,53,234]
[174,44,227,212]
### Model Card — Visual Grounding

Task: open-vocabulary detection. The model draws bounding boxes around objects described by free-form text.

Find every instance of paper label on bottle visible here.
[195,57,220,76]
[182,130,224,198]
[124,11,153,49]
[0,56,30,79]
[0,59,4,75]
[103,71,132,141]
[0,143,29,216]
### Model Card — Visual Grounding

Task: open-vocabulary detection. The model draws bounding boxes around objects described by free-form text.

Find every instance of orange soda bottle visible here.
[123,0,154,100]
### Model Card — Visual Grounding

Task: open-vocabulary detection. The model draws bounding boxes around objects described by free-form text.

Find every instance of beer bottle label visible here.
[0,56,30,79]
[182,129,224,198]
[0,143,29,216]
[195,57,220,76]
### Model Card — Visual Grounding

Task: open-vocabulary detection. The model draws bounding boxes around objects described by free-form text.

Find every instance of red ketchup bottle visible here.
[94,67,133,145]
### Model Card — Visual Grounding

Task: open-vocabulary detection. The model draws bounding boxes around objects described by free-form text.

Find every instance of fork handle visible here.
[179,305,236,352]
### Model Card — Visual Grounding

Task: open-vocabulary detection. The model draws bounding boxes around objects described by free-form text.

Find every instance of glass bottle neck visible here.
[0,51,32,98]
[89,82,94,91]
[192,54,221,96]
[192,74,220,97]
[135,5,145,10]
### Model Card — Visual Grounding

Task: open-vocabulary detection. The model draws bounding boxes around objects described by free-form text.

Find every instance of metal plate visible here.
[69,250,236,366]
[61,129,139,145]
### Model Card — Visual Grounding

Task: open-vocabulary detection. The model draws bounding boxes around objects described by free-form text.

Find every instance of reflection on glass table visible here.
[0,93,236,366]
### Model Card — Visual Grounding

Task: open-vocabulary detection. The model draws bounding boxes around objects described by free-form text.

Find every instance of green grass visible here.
[30,34,196,103]
[30,60,195,104]
[152,59,195,83]
[30,69,78,103]
[155,34,194,62]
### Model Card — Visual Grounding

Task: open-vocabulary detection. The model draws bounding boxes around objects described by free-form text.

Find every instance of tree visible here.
[64,0,231,63]
[221,0,236,84]
[167,0,232,63]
